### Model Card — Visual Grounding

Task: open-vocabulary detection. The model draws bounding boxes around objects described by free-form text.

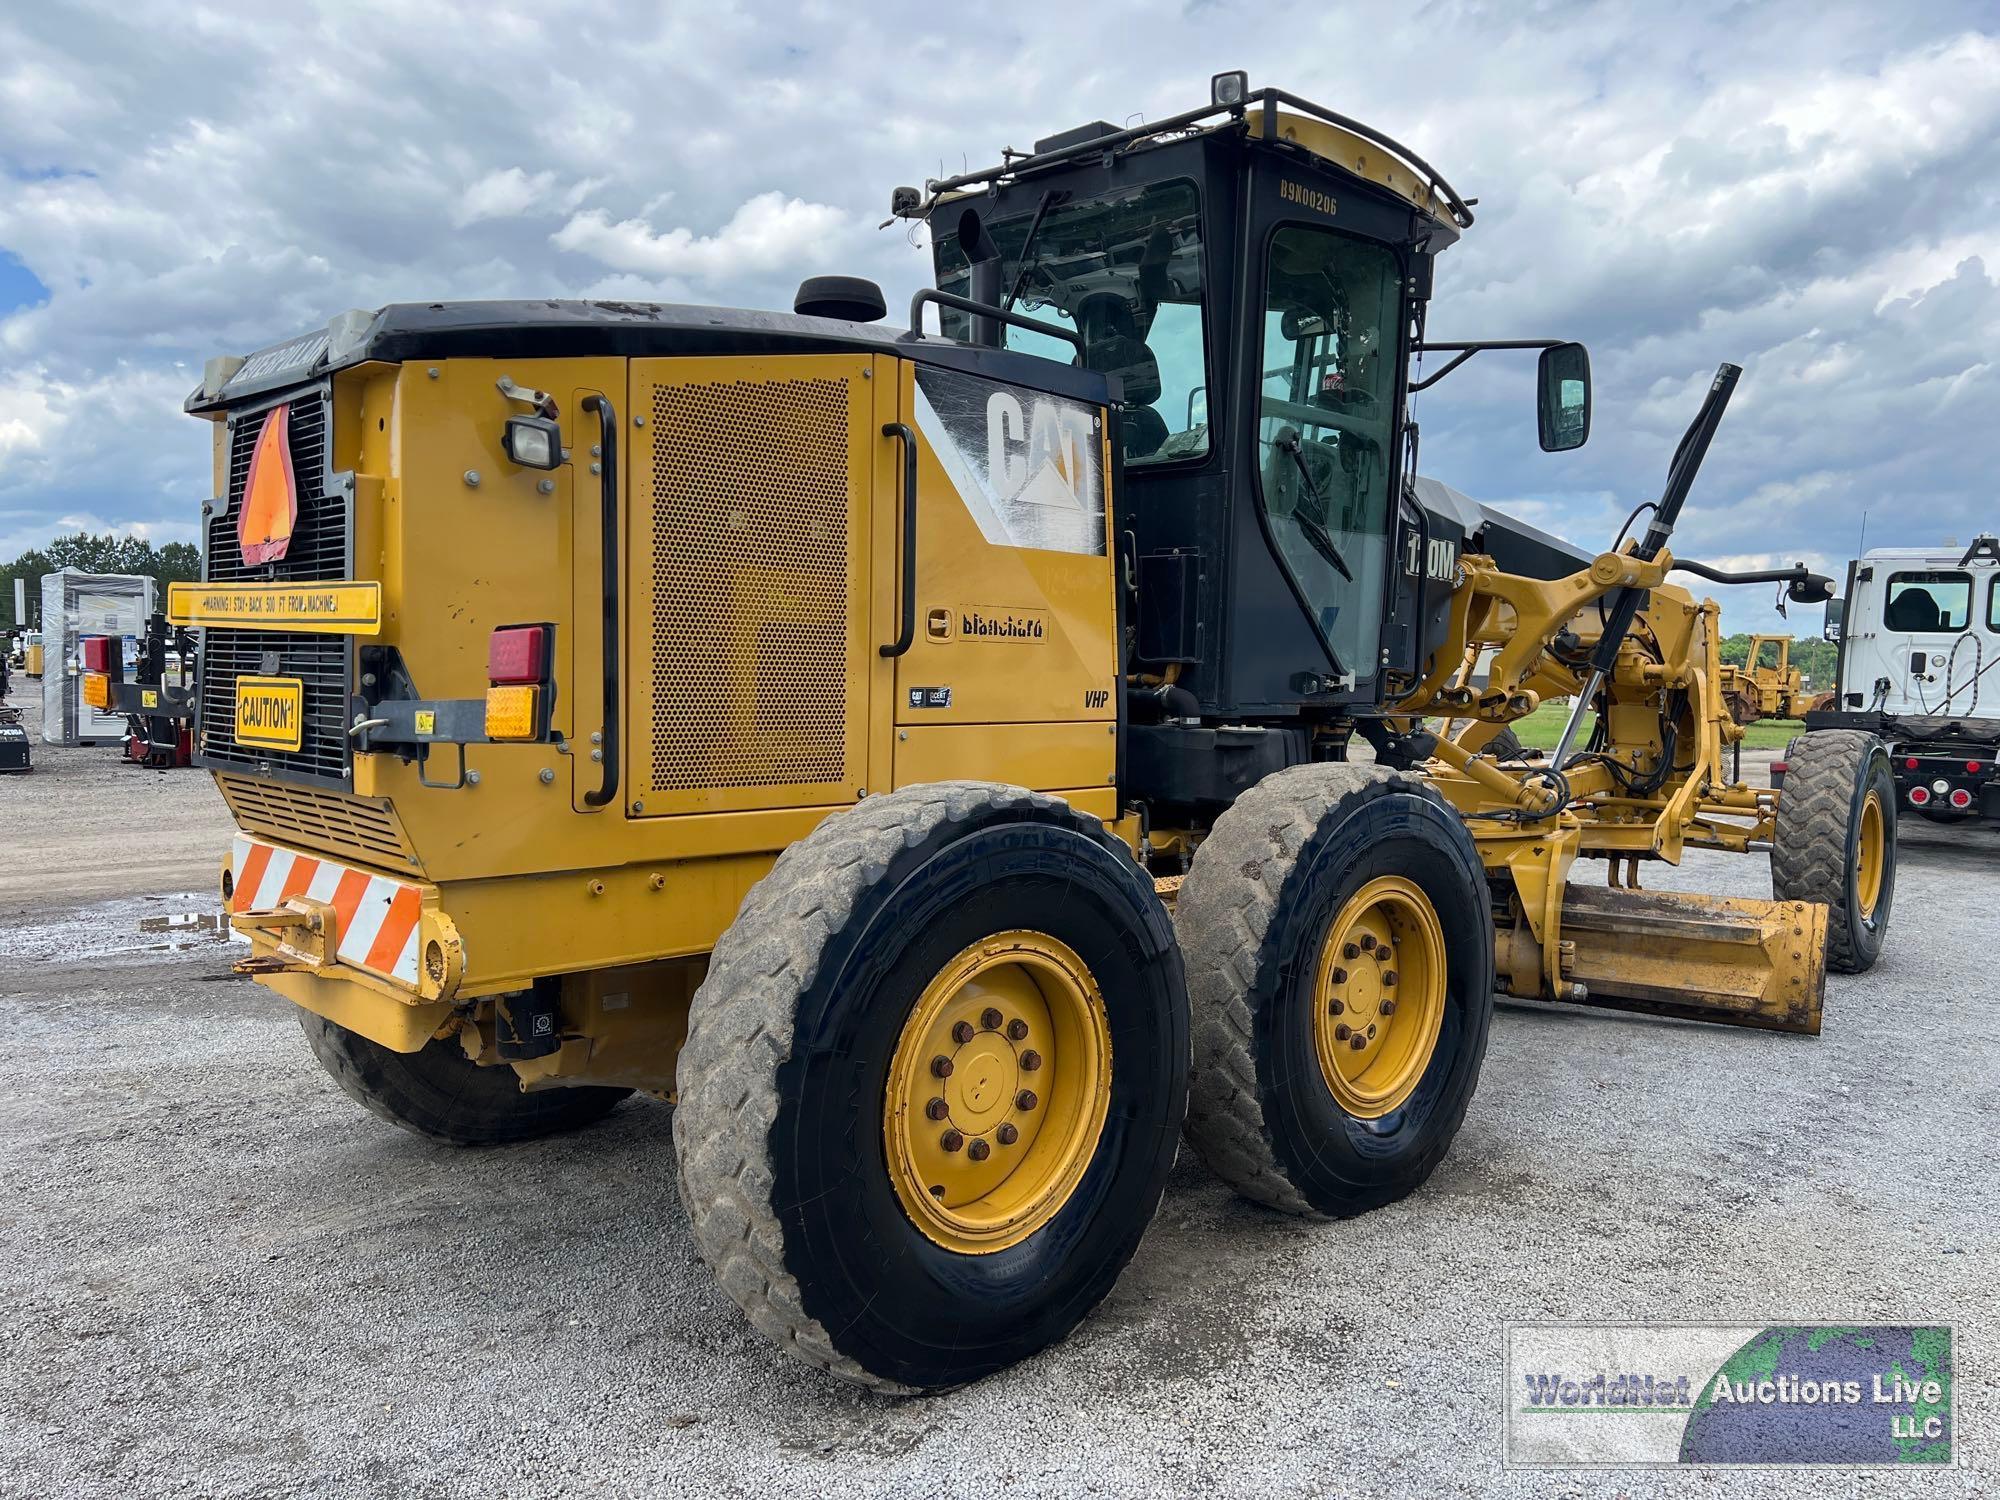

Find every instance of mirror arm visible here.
[1410,338,1568,393]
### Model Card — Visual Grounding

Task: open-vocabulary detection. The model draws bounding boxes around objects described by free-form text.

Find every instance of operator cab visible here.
[911,80,1512,734]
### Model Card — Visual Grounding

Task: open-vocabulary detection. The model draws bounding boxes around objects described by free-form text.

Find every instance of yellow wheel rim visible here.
[1312,876,1448,1119]
[883,931,1112,1255]
[1856,788,1885,920]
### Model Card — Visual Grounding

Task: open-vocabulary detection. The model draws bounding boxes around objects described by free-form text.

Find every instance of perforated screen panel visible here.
[644,372,858,798]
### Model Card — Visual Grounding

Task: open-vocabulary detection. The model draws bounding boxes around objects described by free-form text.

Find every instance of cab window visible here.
[1884,571,1969,633]
[1989,575,2000,632]
[1255,224,1400,679]
[933,179,1210,465]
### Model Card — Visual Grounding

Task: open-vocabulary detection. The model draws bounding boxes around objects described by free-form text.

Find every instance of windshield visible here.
[933,178,1210,466]
[1256,224,1401,679]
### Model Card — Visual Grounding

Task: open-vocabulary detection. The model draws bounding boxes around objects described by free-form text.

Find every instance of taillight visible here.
[80,635,113,673]
[1909,786,1931,806]
[487,625,549,684]
[1770,760,1789,776]
[1949,788,1974,810]
[82,673,110,710]
[1968,761,1985,775]
[484,624,552,741]
[1904,756,1920,771]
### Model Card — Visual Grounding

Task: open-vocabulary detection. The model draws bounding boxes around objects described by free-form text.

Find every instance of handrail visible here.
[580,393,621,808]
[905,289,1086,355]
[880,423,918,658]
[919,87,1473,230]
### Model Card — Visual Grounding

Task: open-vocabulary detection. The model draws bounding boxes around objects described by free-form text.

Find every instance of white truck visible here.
[1800,534,2000,824]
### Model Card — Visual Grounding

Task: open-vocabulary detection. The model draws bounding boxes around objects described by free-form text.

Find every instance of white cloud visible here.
[551,192,852,280]
[452,167,556,227]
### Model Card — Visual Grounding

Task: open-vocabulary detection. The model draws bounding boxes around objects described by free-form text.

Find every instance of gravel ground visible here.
[2,680,1995,1498]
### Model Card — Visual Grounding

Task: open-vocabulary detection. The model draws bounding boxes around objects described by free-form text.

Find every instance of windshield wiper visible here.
[1276,430,1354,581]
[1001,190,1069,314]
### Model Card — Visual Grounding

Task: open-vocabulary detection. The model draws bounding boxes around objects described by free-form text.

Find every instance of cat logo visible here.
[1083,689,1110,709]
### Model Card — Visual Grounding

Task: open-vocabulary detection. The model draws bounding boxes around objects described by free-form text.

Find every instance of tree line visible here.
[2,533,202,632]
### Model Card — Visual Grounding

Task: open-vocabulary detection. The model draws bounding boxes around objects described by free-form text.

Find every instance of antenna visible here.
[1856,507,1867,557]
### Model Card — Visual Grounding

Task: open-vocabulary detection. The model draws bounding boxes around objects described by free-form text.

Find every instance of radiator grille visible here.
[198,388,352,786]
[216,773,416,870]
[646,377,852,793]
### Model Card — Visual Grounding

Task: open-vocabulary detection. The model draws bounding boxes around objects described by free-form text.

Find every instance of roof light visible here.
[1211,70,1249,108]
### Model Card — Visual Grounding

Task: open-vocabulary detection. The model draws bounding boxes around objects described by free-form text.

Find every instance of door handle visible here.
[880,422,917,658]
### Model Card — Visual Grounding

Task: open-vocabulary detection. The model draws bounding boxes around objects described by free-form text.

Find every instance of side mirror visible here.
[1537,342,1591,452]
[1823,597,1846,642]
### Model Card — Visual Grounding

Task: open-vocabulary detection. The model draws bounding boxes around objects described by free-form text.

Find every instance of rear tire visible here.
[300,1013,629,1145]
[1771,730,1895,973]
[673,781,1187,1392]
[1177,764,1494,1218]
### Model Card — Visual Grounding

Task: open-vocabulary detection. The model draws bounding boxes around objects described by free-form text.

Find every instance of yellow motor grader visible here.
[159,76,1894,1392]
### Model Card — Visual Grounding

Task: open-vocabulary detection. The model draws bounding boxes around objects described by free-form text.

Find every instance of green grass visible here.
[1501,701,1802,752]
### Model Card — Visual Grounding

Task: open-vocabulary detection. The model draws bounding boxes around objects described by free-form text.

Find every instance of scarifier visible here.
[173,77,1893,1391]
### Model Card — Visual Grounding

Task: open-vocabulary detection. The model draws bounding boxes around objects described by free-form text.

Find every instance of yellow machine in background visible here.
[1718,633,1810,723]
[170,79,1893,1392]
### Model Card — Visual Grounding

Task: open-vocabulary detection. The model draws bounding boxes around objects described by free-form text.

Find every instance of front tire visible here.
[300,1013,629,1145]
[1178,765,1494,1218]
[1771,730,1895,973]
[673,781,1187,1392]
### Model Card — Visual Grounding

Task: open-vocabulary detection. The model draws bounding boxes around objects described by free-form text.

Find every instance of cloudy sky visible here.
[2,0,1995,630]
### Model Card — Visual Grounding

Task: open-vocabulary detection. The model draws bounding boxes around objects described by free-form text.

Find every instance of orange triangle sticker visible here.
[238,405,297,566]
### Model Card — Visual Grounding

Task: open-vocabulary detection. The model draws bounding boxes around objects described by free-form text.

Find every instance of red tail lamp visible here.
[1949,788,1974,810]
[80,635,114,673]
[487,625,549,684]
[1904,757,1920,771]
[1909,786,1932,806]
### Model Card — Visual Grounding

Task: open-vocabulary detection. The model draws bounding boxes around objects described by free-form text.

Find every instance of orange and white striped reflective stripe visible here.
[228,835,424,987]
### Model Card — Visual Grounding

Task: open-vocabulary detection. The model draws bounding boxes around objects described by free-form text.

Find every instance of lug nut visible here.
[967,1138,992,1162]
[1342,942,1361,960]
[1381,970,1397,986]
[1006,1019,1029,1041]
[1335,1023,1351,1041]
[1367,1023,1377,1038]
[1349,1034,1366,1051]
[952,1020,975,1044]
[1328,999,1345,1016]
[981,1007,1003,1031]
[1380,998,1397,1016]
[996,1123,1019,1146]
[1020,1050,1043,1072]
[1331,966,1348,984]
[931,1055,954,1078]
[941,1130,964,1152]
[1359,932,1377,953]
[925,1097,949,1121]
[1016,1090,1038,1111]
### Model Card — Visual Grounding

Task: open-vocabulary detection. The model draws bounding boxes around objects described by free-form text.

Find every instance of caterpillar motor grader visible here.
[167,76,1894,1392]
